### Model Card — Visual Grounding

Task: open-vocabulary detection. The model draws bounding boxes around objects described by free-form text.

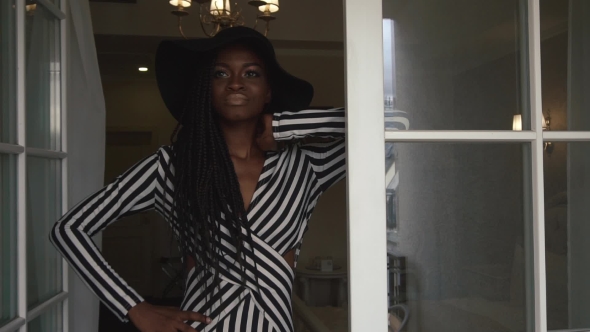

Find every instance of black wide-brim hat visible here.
[155,27,314,123]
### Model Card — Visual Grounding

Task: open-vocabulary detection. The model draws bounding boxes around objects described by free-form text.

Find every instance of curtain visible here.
[66,0,106,330]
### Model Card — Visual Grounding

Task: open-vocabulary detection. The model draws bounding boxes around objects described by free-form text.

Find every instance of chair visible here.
[388,304,409,332]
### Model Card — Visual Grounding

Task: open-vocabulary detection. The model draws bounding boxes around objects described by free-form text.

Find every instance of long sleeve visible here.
[272,107,345,141]
[50,148,165,322]
[272,108,346,191]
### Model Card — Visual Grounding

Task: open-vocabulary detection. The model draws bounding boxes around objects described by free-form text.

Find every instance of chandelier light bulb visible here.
[169,0,192,8]
[258,0,279,13]
[210,0,231,16]
[170,0,277,37]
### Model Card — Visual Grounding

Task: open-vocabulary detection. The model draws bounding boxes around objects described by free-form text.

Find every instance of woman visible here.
[50,27,345,332]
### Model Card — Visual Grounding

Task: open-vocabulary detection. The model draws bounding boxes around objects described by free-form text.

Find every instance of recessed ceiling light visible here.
[138,67,148,72]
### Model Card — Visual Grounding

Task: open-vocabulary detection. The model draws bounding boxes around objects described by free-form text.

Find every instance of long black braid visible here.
[166,53,256,297]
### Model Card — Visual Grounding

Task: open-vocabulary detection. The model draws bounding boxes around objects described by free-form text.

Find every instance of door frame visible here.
[0,0,69,331]
[343,0,590,331]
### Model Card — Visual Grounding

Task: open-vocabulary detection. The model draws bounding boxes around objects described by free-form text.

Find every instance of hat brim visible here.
[155,27,314,123]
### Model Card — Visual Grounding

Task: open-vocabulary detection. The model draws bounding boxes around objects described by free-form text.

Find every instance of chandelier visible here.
[169,0,279,38]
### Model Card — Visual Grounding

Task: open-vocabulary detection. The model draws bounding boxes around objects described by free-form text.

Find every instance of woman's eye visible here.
[244,70,261,78]
[214,70,228,78]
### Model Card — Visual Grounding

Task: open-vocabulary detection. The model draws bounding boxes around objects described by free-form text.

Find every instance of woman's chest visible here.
[231,154,266,212]
[245,149,321,238]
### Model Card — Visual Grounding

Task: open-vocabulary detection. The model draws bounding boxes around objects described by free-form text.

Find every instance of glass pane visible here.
[0,154,16,326]
[385,143,534,332]
[27,156,62,308]
[25,3,61,150]
[540,1,590,131]
[0,0,16,144]
[382,1,530,130]
[28,304,62,332]
[544,142,590,330]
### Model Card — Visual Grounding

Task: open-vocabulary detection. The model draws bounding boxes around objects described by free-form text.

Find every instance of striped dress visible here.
[50,108,346,332]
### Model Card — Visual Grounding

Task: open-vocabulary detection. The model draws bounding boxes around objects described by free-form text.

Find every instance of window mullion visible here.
[25,148,66,159]
[15,0,28,331]
[0,143,24,154]
[60,0,69,330]
[0,318,25,332]
[527,0,548,331]
[543,131,590,141]
[385,130,537,142]
[25,292,68,323]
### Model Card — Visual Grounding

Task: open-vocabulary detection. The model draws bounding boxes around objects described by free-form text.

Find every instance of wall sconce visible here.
[25,0,36,15]
[543,111,553,154]
[512,114,522,131]
[512,112,553,154]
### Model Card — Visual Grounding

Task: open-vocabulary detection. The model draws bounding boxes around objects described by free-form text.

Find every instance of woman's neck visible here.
[219,118,262,160]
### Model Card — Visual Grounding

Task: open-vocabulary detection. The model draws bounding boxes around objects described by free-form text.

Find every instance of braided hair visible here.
[167,51,257,295]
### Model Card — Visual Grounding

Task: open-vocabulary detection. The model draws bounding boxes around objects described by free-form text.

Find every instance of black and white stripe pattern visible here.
[50,108,346,331]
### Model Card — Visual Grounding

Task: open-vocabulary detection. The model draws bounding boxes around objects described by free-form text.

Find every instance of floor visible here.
[98,297,183,332]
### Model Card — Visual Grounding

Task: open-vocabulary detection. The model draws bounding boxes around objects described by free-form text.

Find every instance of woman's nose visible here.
[227,75,244,91]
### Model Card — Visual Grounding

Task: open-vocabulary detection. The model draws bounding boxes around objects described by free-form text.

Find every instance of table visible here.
[295,267,347,307]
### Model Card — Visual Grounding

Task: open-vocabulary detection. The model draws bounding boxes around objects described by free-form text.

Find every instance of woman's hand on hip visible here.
[256,113,278,151]
[128,301,211,332]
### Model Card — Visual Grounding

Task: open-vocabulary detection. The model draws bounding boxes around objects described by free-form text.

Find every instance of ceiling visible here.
[90,0,344,42]
[92,0,569,81]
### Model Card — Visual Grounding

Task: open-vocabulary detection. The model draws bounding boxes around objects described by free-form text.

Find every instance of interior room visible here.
[89,0,349,330]
[91,0,581,331]
[2,0,588,331]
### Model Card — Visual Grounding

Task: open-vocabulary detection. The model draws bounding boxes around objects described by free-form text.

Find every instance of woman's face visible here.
[212,44,272,123]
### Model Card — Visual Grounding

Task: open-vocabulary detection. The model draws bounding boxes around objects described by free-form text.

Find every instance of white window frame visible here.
[344,0,590,331]
[0,0,68,331]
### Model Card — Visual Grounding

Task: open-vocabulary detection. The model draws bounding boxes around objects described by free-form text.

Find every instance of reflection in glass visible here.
[384,18,409,234]
[26,3,62,150]
[28,304,62,332]
[1,0,16,143]
[544,142,590,330]
[27,156,62,308]
[383,0,529,130]
[0,155,17,325]
[386,143,532,332]
[540,0,590,131]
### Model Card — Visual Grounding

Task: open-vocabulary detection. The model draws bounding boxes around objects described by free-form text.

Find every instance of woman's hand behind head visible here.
[256,113,278,151]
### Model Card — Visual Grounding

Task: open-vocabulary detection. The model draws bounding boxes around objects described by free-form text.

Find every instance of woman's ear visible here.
[265,88,272,104]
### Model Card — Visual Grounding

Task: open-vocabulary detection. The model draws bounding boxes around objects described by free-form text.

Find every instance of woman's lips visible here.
[225,93,248,106]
